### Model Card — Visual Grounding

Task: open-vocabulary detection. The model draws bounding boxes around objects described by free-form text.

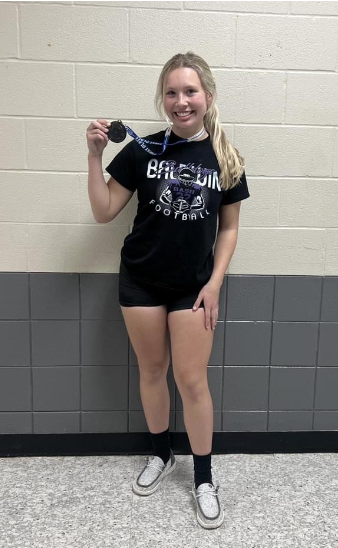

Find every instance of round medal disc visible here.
[107,120,127,143]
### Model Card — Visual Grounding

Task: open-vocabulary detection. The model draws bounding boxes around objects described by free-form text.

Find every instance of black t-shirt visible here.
[106,129,250,289]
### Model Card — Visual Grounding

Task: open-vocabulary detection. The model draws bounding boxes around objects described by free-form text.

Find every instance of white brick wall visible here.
[0,0,337,275]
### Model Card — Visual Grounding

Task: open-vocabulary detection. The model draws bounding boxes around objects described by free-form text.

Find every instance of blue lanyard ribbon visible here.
[124,125,206,156]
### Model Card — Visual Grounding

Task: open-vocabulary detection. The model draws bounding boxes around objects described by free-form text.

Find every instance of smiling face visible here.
[163,67,212,139]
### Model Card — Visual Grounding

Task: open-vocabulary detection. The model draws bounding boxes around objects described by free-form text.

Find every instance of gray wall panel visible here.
[0,368,31,411]
[30,273,80,320]
[0,274,29,320]
[0,321,30,366]
[222,411,268,431]
[0,272,337,434]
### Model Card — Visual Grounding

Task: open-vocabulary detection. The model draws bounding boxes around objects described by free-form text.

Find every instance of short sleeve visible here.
[105,141,137,192]
[221,169,250,206]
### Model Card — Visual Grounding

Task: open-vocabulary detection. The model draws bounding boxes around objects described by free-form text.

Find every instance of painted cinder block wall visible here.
[0,1,338,436]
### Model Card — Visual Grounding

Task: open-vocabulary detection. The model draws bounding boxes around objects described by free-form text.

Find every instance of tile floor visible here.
[1,453,337,548]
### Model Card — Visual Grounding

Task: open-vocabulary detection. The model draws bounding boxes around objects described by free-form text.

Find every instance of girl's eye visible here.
[166,90,197,95]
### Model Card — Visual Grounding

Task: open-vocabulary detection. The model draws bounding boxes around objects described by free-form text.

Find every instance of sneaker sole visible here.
[132,458,177,496]
[195,506,225,529]
[191,489,225,529]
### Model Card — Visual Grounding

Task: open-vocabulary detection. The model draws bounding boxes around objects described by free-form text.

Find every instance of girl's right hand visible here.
[86,119,111,157]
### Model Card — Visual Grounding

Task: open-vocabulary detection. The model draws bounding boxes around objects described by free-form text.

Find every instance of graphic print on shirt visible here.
[147,159,220,221]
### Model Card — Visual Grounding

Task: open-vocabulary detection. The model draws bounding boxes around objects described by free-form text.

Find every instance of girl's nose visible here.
[175,94,188,107]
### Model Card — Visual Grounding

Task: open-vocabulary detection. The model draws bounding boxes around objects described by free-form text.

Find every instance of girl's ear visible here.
[206,94,213,111]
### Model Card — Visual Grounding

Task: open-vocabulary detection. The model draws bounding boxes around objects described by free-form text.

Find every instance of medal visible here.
[107,119,206,155]
[107,120,127,143]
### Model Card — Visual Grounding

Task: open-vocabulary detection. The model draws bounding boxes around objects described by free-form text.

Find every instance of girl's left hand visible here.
[192,281,220,330]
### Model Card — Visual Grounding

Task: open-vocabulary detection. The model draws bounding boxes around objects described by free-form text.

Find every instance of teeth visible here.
[176,111,192,117]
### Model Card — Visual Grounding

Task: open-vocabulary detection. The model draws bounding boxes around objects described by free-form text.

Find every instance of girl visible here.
[86,51,250,530]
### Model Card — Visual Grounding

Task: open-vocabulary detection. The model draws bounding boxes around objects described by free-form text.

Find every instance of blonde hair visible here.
[154,51,245,191]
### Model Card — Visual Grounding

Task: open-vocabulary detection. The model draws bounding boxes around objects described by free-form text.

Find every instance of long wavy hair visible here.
[154,51,245,191]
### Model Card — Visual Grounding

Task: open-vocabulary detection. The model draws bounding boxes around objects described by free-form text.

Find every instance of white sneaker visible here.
[132,449,176,496]
[190,481,225,529]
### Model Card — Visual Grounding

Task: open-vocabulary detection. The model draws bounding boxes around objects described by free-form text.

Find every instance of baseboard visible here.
[1,431,338,457]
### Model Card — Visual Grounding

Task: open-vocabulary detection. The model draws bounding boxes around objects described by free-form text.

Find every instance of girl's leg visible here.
[168,307,214,455]
[168,308,224,527]
[121,305,170,433]
[123,305,177,497]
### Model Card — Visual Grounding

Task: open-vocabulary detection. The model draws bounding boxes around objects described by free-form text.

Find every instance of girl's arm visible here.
[208,202,242,289]
[192,202,242,330]
[88,154,133,224]
[87,118,133,223]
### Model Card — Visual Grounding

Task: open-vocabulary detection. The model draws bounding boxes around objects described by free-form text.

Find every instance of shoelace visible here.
[189,483,220,498]
[144,456,165,474]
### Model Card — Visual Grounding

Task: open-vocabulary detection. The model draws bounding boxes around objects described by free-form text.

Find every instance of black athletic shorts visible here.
[118,262,205,313]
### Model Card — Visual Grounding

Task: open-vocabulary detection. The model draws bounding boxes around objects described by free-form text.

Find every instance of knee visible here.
[175,374,208,401]
[138,357,169,383]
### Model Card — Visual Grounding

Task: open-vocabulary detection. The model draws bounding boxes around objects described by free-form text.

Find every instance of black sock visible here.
[149,427,171,465]
[193,451,213,489]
